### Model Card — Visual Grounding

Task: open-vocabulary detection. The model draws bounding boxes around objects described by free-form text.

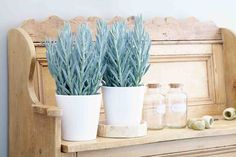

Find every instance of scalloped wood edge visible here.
[21,16,221,42]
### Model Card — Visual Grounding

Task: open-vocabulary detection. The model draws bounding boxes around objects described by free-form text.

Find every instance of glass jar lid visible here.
[147,83,162,88]
[169,83,183,88]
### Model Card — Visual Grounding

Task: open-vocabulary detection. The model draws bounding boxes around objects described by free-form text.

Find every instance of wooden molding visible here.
[21,15,221,42]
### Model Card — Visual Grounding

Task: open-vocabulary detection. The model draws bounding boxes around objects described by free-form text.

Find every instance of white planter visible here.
[56,94,101,141]
[102,86,145,126]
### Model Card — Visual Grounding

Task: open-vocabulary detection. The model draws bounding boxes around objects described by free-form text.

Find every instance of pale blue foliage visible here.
[46,20,108,95]
[127,16,151,86]
[103,16,151,87]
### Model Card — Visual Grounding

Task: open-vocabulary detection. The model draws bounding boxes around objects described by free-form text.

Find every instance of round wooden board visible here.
[98,121,147,138]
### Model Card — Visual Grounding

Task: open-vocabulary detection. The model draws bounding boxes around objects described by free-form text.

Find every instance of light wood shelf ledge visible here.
[61,119,236,153]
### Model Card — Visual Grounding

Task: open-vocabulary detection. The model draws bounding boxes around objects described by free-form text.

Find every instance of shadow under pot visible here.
[56,94,102,141]
[102,86,145,126]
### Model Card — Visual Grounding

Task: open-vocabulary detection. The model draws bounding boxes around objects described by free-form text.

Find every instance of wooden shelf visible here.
[61,119,236,153]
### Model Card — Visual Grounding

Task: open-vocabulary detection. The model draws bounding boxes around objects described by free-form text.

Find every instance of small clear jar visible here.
[166,83,187,128]
[143,83,165,130]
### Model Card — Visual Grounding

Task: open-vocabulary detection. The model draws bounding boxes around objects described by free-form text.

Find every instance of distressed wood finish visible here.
[21,16,221,42]
[8,17,236,157]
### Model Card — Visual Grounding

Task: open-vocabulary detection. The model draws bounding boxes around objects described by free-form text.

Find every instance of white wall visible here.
[1,0,236,156]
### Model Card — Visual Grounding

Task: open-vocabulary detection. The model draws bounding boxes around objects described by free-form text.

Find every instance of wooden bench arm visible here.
[33,103,62,117]
[8,28,61,157]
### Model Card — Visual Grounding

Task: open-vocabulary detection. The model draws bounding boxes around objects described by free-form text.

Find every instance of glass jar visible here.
[166,83,187,128]
[143,83,165,130]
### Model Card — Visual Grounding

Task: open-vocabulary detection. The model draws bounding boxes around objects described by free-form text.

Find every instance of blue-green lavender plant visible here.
[103,16,151,87]
[127,16,151,86]
[46,20,108,95]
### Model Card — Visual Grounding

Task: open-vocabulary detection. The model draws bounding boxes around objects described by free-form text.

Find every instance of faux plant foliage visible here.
[46,20,108,95]
[103,21,130,87]
[127,16,151,86]
[103,16,151,87]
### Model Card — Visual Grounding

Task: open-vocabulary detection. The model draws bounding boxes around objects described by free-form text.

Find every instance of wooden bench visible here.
[8,16,236,157]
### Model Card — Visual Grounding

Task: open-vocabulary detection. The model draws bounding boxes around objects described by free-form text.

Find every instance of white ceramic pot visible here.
[56,94,101,141]
[102,86,145,126]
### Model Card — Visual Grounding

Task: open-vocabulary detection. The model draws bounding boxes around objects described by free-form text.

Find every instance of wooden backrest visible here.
[20,16,233,119]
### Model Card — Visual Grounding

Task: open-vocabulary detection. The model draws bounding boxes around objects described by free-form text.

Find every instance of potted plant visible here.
[102,16,151,126]
[46,20,108,141]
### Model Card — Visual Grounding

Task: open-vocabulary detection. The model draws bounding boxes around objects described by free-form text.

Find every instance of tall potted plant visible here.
[46,20,108,141]
[102,16,151,126]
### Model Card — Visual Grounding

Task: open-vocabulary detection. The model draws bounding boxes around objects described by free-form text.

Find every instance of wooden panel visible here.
[143,43,226,117]
[35,41,226,118]
[221,28,236,108]
[76,135,236,157]
[8,28,61,157]
[149,43,223,108]
[21,16,221,42]
[61,120,236,153]
[144,59,210,99]
[146,44,214,102]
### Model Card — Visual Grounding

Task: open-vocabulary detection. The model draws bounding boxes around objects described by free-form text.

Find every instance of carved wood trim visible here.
[21,16,221,42]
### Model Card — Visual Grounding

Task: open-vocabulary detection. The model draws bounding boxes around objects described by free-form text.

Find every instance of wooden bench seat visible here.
[8,16,236,157]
